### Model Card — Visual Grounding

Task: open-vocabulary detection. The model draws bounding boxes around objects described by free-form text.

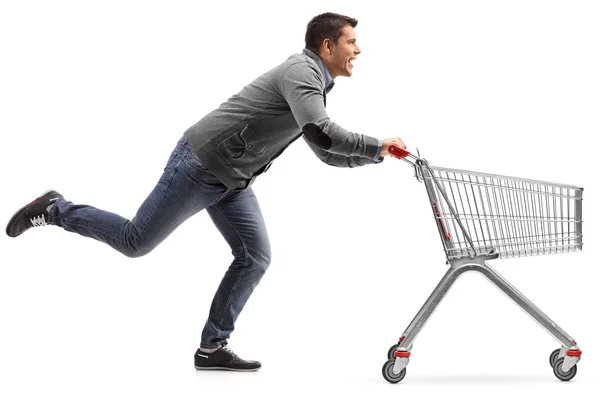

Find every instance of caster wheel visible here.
[553,358,577,382]
[382,359,406,384]
[549,349,561,367]
[387,343,399,360]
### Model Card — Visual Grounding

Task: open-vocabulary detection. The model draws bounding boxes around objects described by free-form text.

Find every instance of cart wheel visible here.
[549,349,561,367]
[552,358,577,382]
[387,344,399,360]
[382,359,407,384]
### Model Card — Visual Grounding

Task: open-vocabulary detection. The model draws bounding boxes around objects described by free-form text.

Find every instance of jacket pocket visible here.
[217,125,267,159]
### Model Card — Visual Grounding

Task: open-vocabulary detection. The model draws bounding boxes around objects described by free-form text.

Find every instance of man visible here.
[6,12,406,371]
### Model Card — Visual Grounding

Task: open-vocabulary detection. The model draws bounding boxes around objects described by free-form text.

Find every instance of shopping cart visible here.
[382,145,583,383]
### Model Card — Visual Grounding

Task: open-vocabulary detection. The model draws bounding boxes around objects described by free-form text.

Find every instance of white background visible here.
[1,0,598,399]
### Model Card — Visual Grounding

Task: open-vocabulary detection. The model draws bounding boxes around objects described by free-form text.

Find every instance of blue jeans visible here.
[49,137,271,349]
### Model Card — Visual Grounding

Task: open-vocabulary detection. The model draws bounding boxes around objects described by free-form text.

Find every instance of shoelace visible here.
[30,214,48,227]
[221,345,240,359]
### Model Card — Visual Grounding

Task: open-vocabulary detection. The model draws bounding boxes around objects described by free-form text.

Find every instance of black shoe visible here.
[6,190,63,238]
[194,345,261,371]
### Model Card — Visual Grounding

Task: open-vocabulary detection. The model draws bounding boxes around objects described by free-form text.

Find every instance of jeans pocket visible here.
[183,150,208,171]
[163,150,178,171]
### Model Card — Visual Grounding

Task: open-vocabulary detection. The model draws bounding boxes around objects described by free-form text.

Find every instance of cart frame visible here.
[382,147,583,383]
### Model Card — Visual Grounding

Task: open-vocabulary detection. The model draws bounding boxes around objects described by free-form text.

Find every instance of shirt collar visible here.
[302,48,335,94]
[322,63,334,93]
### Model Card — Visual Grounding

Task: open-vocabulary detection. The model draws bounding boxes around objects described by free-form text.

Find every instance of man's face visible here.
[324,26,361,79]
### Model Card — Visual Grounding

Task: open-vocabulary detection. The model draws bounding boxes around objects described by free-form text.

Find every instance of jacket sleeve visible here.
[278,61,380,159]
[303,136,381,168]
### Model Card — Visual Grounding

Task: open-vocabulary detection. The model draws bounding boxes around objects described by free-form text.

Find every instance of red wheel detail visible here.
[394,351,411,358]
[566,350,582,357]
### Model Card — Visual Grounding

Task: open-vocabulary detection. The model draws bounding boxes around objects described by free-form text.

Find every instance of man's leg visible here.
[194,187,271,371]
[47,137,226,257]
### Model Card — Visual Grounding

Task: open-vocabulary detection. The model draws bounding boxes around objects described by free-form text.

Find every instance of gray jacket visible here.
[183,48,381,190]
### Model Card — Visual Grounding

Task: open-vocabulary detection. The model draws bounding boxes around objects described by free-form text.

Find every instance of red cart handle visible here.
[389,145,411,159]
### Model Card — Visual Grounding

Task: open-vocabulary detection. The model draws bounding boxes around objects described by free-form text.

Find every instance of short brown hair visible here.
[305,12,358,53]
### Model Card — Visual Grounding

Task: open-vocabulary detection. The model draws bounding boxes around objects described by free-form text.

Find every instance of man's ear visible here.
[322,38,333,55]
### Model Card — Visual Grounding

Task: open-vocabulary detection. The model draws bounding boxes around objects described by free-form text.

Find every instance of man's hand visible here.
[381,137,407,157]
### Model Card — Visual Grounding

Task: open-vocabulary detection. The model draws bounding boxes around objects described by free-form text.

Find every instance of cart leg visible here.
[478,261,581,374]
[385,261,472,382]
[390,259,581,367]
[395,264,465,350]
[479,262,578,350]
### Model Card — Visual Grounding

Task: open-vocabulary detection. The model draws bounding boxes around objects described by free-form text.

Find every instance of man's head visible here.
[305,12,361,79]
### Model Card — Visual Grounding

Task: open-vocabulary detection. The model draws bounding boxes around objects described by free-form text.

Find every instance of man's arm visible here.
[303,136,383,167]
[279,62,380,159]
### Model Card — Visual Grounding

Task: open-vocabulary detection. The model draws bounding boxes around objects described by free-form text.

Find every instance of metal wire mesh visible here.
[420,166,583,260]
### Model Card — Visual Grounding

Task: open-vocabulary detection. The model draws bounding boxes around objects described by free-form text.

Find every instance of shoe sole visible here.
[6,189,61,237]
[194,366,260,372]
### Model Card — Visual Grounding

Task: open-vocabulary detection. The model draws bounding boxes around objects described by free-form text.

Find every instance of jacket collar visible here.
[302,48,335,93]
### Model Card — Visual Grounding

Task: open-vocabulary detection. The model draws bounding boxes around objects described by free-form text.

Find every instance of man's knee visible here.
[248,245,271,274]
[121,240,154,258]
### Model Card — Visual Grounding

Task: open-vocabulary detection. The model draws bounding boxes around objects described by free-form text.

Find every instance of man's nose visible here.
[355,46,361,55]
